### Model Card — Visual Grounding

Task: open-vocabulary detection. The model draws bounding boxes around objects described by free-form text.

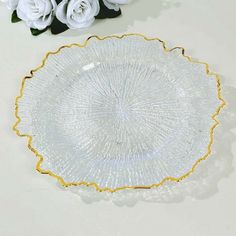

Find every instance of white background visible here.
[0,0,236,235]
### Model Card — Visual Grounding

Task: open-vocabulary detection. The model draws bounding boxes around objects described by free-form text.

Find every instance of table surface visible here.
[0,0,236,235]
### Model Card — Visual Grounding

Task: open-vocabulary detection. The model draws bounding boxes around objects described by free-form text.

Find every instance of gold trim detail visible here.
[13,33,226,193]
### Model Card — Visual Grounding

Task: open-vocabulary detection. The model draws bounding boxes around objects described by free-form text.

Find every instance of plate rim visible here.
[13,33,226,192]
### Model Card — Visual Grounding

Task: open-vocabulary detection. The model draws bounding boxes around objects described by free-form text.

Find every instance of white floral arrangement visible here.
[1,0,128,35]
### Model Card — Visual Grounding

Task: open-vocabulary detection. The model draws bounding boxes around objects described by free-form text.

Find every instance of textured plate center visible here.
[55,62,180,159]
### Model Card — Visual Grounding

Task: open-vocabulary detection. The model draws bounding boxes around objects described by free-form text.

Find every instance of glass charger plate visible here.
[13,34,225,192]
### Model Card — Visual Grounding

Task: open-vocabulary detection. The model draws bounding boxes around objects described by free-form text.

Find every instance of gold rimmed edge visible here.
[13,33,226,193]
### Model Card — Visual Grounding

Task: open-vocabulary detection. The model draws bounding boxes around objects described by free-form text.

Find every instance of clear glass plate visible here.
[14,34,225,192]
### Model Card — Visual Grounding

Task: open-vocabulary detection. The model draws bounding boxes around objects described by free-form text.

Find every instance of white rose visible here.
[56,0,100,29]
[106,0,128,4]
[103,0,128,11]
[1,0,19,10]
[16,0,57,30]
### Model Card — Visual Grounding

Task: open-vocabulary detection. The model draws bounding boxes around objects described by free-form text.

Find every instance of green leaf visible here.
[55,0,63,4]
[11,10,21,23]
[95,0,122,19]
[30,27,48,36]
[51,17,69,35]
